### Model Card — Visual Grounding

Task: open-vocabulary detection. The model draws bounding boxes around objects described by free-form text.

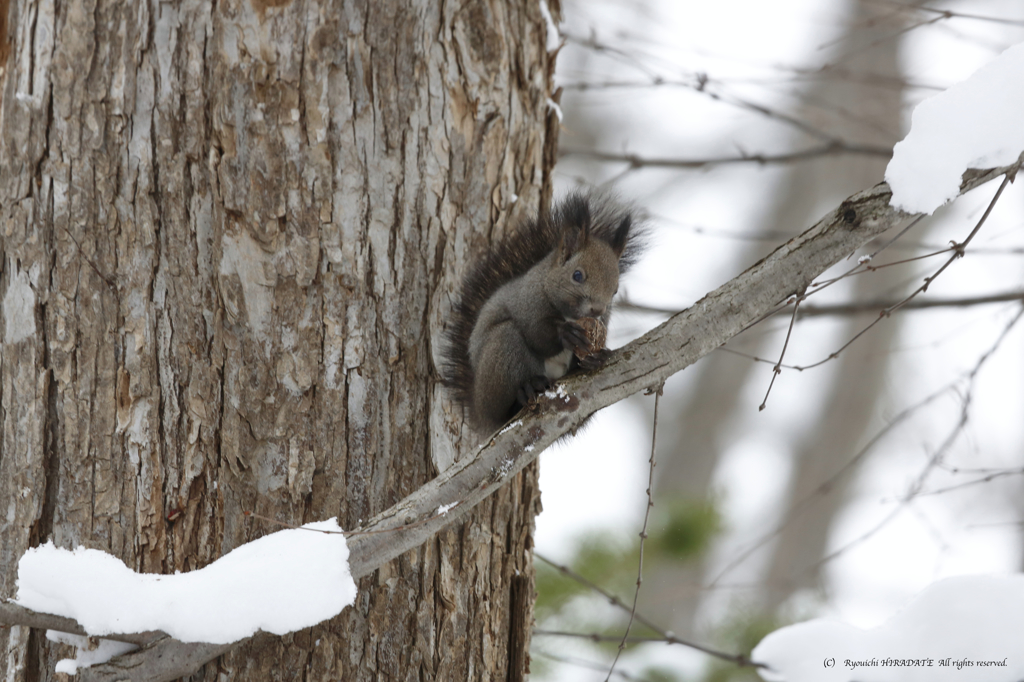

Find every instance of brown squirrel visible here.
[442,192,642,434]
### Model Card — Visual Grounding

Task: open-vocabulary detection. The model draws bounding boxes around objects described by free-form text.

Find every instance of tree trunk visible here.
[0,0,559,679]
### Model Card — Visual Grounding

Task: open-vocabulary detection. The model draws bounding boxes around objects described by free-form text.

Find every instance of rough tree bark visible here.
[0,0,559,680]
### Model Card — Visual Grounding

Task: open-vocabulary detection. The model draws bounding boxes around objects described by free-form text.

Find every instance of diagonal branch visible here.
[17,158,1017,682]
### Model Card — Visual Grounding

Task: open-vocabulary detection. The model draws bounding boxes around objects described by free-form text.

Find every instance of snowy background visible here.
[532,1,1024,680]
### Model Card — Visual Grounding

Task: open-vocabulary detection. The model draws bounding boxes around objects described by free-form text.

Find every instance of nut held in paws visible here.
[573,317,607,359]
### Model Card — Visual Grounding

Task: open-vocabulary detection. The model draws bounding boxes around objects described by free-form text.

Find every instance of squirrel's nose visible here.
[588,304,607,318]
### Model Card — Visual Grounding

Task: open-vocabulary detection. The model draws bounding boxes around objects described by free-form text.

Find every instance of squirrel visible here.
[442,192,642,434]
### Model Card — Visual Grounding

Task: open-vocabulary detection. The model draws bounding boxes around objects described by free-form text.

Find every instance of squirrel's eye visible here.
[572,270,584,283]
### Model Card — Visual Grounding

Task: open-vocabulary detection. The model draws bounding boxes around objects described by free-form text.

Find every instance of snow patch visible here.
[15,519,356,645]
[47,631,137,675]
[886,41,1024,215]
[499,419,523,434]
[543,384,571,403]
[539,0,561,53]
[546,98,563,122]
[496,457,516,479]
[753,574,1024,681]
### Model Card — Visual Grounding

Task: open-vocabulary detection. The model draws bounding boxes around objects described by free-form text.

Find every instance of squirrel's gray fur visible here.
[442,192,642,434]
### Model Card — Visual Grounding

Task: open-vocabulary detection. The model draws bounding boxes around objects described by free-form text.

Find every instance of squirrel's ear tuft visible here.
[564,193,592,235]
[610,214,631,257]
[559,222,585,263]
[557,194,592,262]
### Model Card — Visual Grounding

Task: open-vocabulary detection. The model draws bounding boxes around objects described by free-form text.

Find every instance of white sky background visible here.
[534,0,1024,679]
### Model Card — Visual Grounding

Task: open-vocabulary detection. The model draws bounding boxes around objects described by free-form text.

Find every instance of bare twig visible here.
[793,174,1013,371]
[534,649,648,681]
[818,12,947,55]
[623,291,1024,322]
[562,31,893,147]
[726,215,928,338]
[807,303,1024,570]
[535,629,675,644]
[536,553,761,668]
[759,291,805,410]
[605,385,663,680]
[0,600,232,682]
[795,291,1024,317]
[725,175,1014,375]
[800,216,929,295]
[561,143,890,170]
[865,0,1024,27]
[63,227,118,293]
[710,303,1024,586]
[559,68,944,93]
[909,467,1024,498]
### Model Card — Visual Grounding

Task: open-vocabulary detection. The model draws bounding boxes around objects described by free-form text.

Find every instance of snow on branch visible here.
[886,41,1024,214]
[2,520,355,680]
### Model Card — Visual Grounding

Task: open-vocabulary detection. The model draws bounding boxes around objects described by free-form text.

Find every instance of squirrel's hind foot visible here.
[517,375,551,406]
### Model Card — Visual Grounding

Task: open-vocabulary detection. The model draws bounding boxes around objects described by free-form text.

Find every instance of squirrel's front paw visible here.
[563,317,609,365]
[517,375,551,406]
[559,320,592,353]
[577,347,612,371]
